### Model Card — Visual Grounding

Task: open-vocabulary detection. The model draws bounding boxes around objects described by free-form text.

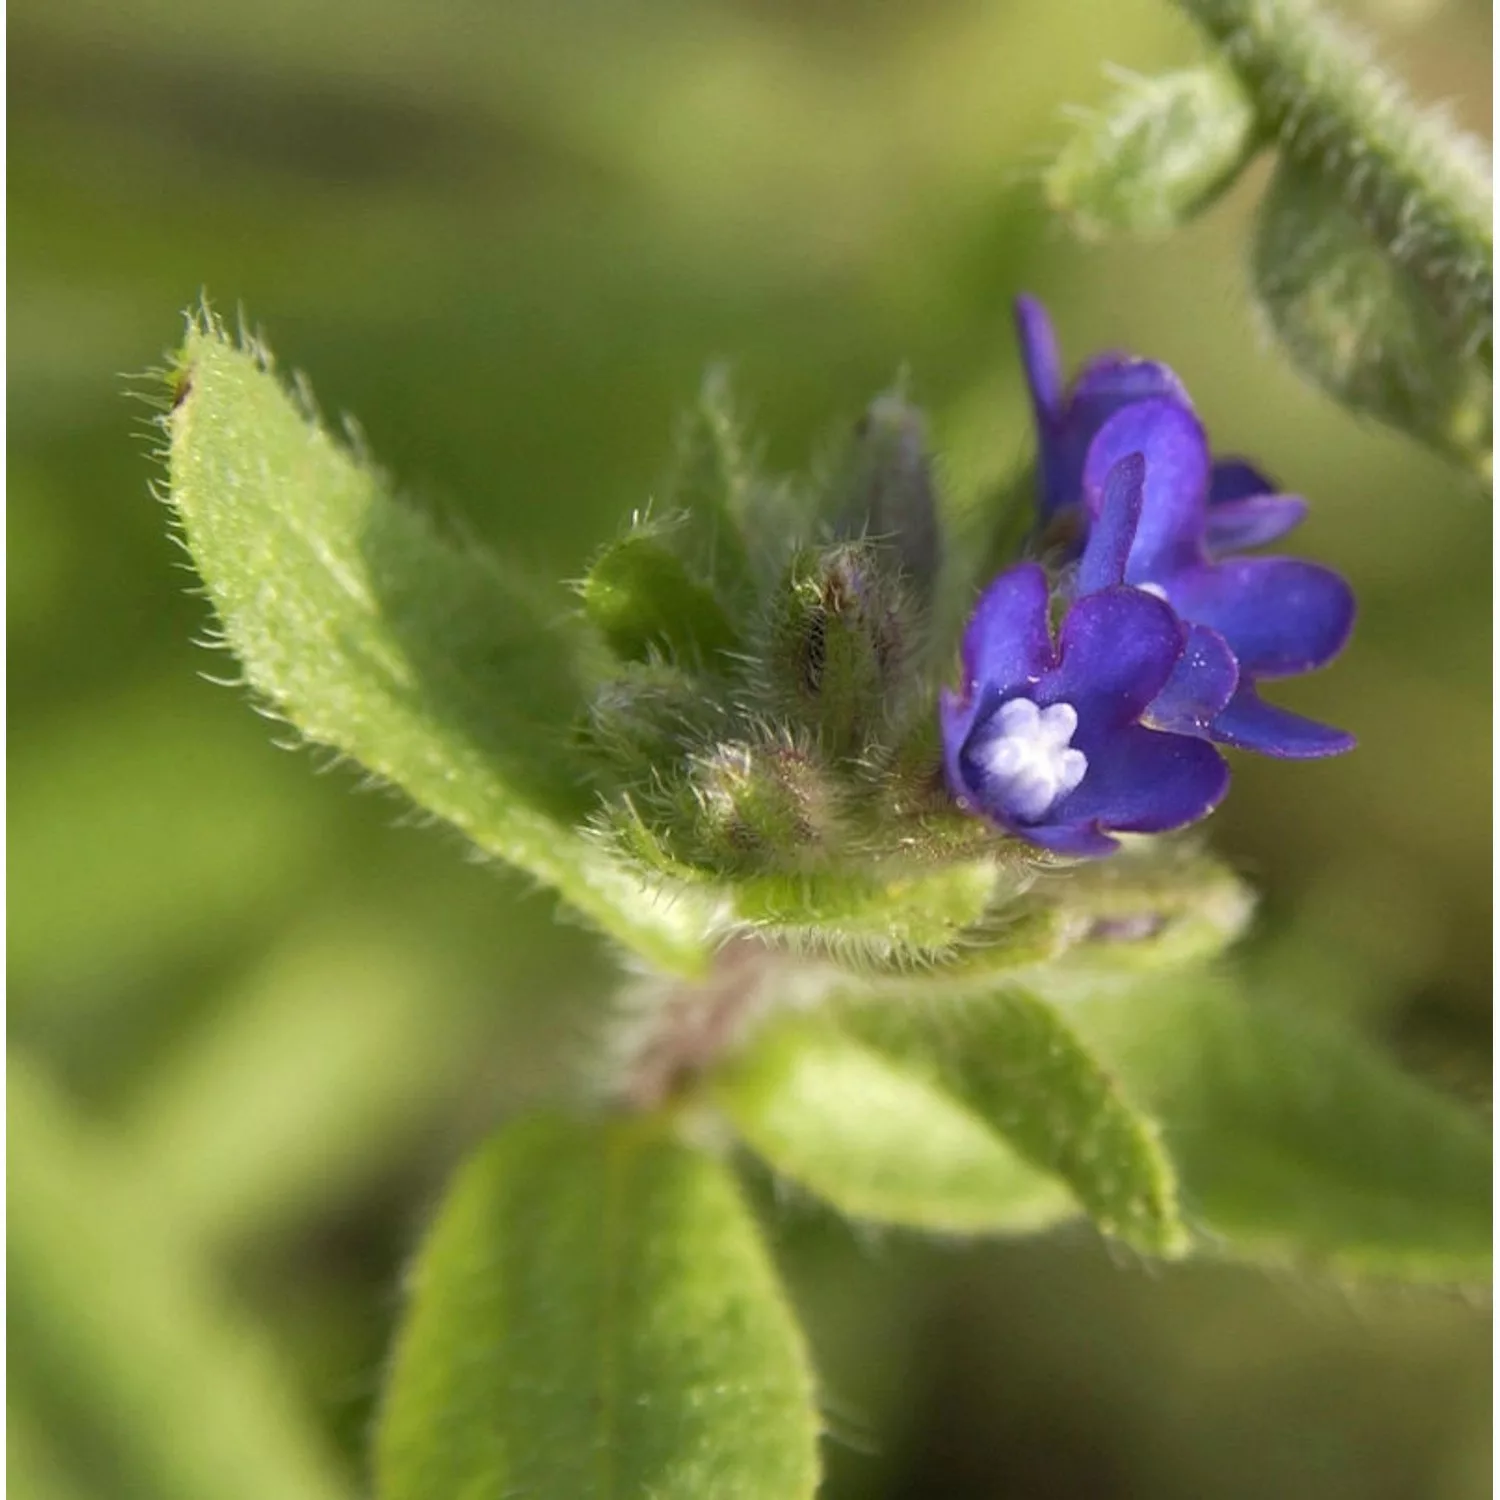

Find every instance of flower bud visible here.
[1046,66,1259,239]
[827,392,942,598]
[681,737,843,873]
[761,542,910,761]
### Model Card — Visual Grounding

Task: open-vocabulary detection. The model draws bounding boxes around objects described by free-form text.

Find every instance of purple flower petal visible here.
[938,685,985,810]
[1038,586,1184,729]
[1142,624,1239,736]
[1209,685,1357,758]
[1076,452,1145,594]
[1069,354,1192,432]
[1051,723,1230,832]
[1209,458,1276,504]
[1083,399,1211,581]
[1204,495,1309,555]
[1014,295,1064,424]
[1163,557,1355,678]
[958,563,1055,700]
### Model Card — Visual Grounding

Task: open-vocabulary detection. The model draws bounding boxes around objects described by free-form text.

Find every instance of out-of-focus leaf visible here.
[1254,158,1491,478]
[7,681,323,1004]
[1070,975,1492,1281]
[840,985,1188,1255]
[715,1013,1078,1233]
[165,315,717,974]
[376,1113,820,1500]
[8,1054,351,1500]
[7,1392,93,1500]
[122,918,483,1252]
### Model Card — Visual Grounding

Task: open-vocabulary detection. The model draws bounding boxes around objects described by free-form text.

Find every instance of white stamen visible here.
[1136,581,1169,601]
[977,698,1087,821]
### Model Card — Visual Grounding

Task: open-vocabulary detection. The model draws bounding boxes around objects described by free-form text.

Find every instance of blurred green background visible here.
[9,1,1492,1496]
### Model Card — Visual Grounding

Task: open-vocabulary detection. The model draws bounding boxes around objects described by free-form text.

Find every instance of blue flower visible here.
[941,465,1230,858]
[1014,294,1355,760]
[1014,294,1309,555]
[1077,397,1355,758]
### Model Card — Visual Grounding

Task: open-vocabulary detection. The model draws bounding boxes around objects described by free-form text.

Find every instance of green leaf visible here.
[840,985,1188,1255]
[376,1113,820,1500]
[121,916,489,1253]
[1253,158,1491,478]
[1070,976,1492,1281]
[579,522,741,668]
[164,313,716,974]
[714,1013,1078,1233]
[1175,0,1492,367]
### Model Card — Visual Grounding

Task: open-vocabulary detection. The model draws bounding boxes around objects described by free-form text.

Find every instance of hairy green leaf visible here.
[1071,976,1492,1281]
[715,1013,1078,1233]
[164,314,716,973]
[1176,0,1492,366]
[839,985,1188,1255]
[376,1113,820,1500]
[1254,158,1491,477]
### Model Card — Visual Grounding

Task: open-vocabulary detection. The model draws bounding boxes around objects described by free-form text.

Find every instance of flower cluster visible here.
[942,296,1355,855]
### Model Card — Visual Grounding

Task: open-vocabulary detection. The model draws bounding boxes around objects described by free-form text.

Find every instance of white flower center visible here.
[976,698,1087,822]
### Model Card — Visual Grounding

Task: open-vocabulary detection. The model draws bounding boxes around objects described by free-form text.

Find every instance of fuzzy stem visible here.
[1174,0,1493,367]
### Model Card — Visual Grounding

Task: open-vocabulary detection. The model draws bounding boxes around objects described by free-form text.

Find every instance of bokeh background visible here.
[9,1,1492,1496]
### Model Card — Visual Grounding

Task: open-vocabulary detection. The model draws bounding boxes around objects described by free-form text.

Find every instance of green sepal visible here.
[1019,840,1256,990]
[578,520,742,669]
